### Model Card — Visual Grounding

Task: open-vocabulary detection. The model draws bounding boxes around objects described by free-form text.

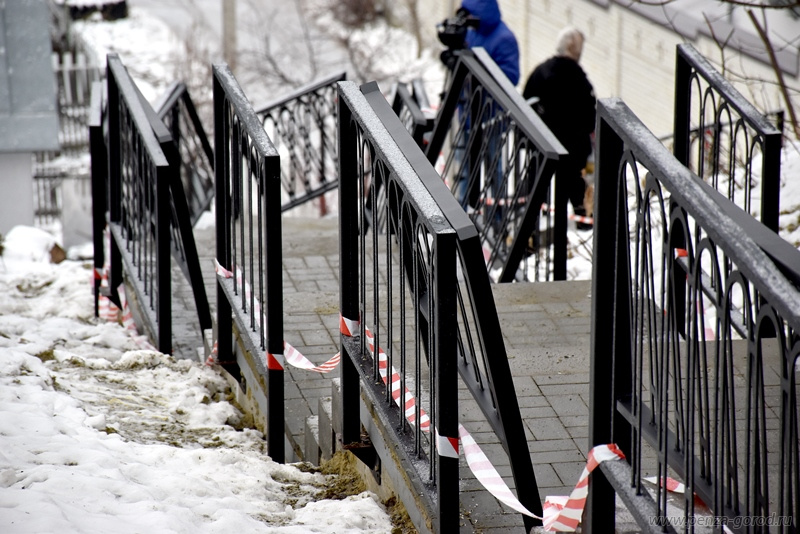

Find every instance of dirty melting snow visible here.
[0,227,392,533]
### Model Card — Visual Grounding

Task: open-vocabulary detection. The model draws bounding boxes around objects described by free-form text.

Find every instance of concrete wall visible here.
[420,0,799,138]
[0,153,34,235]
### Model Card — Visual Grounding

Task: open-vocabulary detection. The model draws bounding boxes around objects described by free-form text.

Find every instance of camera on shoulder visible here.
[436,8,479,51]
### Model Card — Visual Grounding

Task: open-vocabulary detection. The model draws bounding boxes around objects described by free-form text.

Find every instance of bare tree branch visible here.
[627,0,800,8]
[746,8,800,138]
[703,12,736,76]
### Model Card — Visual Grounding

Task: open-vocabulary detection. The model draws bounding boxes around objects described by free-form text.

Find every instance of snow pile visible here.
[72,7,184,102]
[0,228,393,533]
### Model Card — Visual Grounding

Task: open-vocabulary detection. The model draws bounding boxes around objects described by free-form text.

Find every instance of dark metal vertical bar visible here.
[163,138,212,331]
[760,132,781,233]
[264,151,285,463]
[552,160,568,281]
[673,46,692,168]
[156,163,172,354]
[338,87,361,446]
[213,71,237,379]
[106,58,123,304]
[89,84,107,318]
[586,111,626,533]
[434,231,458,533]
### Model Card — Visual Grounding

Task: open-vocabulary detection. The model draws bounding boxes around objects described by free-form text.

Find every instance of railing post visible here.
[585,111,629,532]
[264,153,285,463]
[337,87,361,447]
[761,132,781,233]
[673,48,691,167]
[106,57,123,304]
[156,165,172,354]
[213,73,237,380]
[434,232,458,532]
[89,81,106,318]
[552,161,569,281]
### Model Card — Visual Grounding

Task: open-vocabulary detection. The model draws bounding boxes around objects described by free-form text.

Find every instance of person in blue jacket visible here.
[461,0,519,85]
[449,0,519,218]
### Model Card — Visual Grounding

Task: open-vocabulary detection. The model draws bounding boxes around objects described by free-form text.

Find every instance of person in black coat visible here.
[523,27,596,227]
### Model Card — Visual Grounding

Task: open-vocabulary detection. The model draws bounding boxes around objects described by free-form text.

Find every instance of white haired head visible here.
[556,27,584,61]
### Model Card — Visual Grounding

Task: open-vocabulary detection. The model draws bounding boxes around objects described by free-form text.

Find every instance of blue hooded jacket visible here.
[461,0,520,85]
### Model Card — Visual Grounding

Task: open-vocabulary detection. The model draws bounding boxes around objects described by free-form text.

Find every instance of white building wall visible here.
[0,153,34,235]
[421,0,798,138]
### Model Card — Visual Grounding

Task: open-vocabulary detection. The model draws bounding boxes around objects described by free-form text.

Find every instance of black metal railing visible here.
[392,80,433,148]
[33,51,102,224]
[103,54,211,353]
[213,63,284,461]
[674,43,782,232]
[156,82,215,226]
[106,54,172,352]
[426,48,567,282]
[89,80,107,318]
[256,71,344,215]
[587,97,800,533]
[339,80,541,532]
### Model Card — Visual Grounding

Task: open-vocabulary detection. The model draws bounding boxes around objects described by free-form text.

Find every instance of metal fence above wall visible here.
[338,80,541,533]
[426,48,567,282]
[256,71,344,216]
[674,43,782,233]
[156,82,215,226]
[587,97,800,533]
[101,54,211,355]
[213,63,284,461]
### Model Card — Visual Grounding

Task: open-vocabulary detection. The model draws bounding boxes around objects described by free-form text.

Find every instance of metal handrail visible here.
[106,54,172,353]
[156,82,215,226]
[587,97,800,532]
[339,80,541,533]
[392,81,432,148]
[256,71,345,214]
[102,55,213,352]
[674,43,782,232]
[425,48,567,282]
[213,63,285,461]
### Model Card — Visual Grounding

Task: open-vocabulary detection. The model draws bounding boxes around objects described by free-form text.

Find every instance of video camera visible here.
[437,8,480,69]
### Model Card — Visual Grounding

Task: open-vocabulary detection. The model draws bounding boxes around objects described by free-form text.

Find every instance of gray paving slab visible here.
[169,214,597,532]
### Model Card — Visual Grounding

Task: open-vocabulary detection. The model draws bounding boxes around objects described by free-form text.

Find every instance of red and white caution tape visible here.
[436,428,460,459]
[482,196,527,208]
[97,228,119,322]
[362,324,431,432]
[339,314,359,337]
[338,314,629,531]
[340,314,432,433]
[205,341,218,366]
[117,284,137,333]
[214,258,340,374]
[542,443,626,531]
[644,475,686,494]
[115,283,156,351]
[460,423,542,518]
[540,203,594,226]
[285,341,340,373]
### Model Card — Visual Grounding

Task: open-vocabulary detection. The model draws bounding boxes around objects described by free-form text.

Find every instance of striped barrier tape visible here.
[214,259,341,374]
[340,314,625,531]
[205,341,218,366]
[542,443,626,531]
[115,283,156,351]
[362,323,431,432]
[285,341,340,373]
[117,284,137,333]
[644,476,685,494]
[540,203,594,226]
